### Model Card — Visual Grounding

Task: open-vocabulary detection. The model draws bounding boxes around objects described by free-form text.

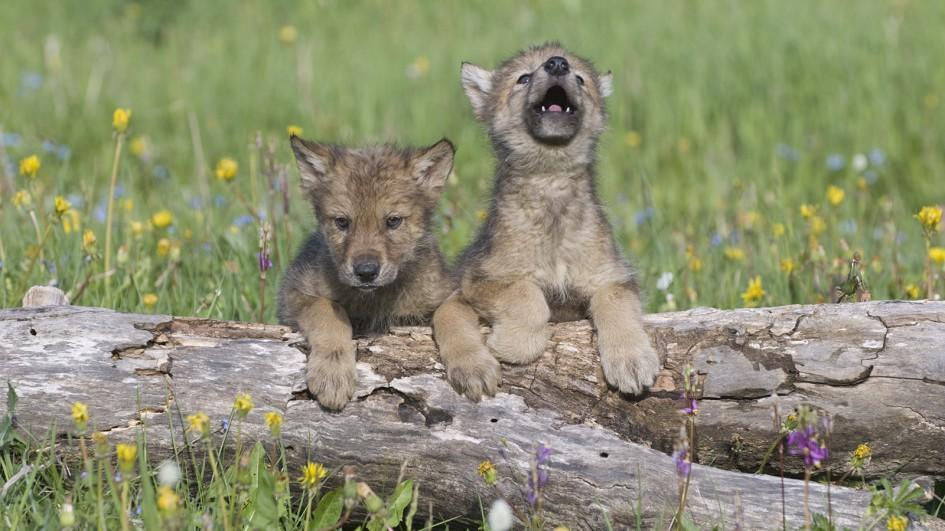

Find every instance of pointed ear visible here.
[460,62,494,120]
[412,138,455,198]
[290,135,334,191]
[599,71,614,98]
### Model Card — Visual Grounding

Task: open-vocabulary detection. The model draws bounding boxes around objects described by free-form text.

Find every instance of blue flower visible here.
[840,219,858,234]
[864,170,878,184]
[153,165,170,180]
[233,215,254,227]
[826,154,845,171]
[67,194,84,208]
[776,143,799,162]
[94,205,107,222]
[213,195,227,208]
[20,71,43,92]
[710,232,724,248]
[868,148,885,166]
[1,132,22,148]
[634,207,654,226]
[55,144,71,161]
[786,425,828,468]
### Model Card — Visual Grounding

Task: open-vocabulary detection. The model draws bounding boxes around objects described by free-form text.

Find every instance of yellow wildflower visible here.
[116,443,137,473]
[112,108,132,133]
[13,189,31,208]
[886,515,907,531]
[286,125,303,137]
[916,205,943,233]
[740,210,760,229]
[121,198,134,213]
[677,137,690,154]
[215,157,238,182]
[799,204,816,219]
[19,155,40,178]
[857,177,868,191]
[62,209,81,234]
[156,485,179,513]
[780,258,796,274]
[130,136,148,157]
[741,276,765,308]
[71,402,89,431]
[278,25,298,44]
[130,220,144,236]
[82,229,96,251]
[265,411,283,437]
[54,196,71,217]
[186,412,210,434]
[905,284,920,300]
[624,130,641,148]
[809,216,826,236]
[771,222,785,238]
[853,443,871,460]
[299,462,327,488]
[142,293,158,308]
[930,247,945,265]
[478,460,498,486]
[233,393,253,418]
[151,209,173,229]
[688,256,703,273]
[156,238,171,257]
[826,185,844,206]
[723,246,745,262]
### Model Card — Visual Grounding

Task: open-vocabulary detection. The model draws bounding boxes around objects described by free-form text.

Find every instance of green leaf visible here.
[385,479,415,528]
[6,382,17,415]
[311,488,344,530]
[245,442,280,529]
[137,435,162,531]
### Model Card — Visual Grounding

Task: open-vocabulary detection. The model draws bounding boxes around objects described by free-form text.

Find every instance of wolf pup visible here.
[433,44,661,400]
[279,136,456,410]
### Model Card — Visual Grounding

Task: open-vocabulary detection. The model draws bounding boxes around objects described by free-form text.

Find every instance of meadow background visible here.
[1,0,944,321]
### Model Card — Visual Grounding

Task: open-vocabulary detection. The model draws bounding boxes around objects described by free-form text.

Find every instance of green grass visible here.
[1,0,944,319]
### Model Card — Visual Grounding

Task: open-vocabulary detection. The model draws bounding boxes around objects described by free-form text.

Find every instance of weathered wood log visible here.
[2,302,943,528]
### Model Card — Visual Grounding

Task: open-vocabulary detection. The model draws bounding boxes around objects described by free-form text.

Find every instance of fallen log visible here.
[2,302,943,528]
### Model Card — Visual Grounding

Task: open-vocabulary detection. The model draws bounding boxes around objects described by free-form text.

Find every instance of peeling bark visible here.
[2,302,944,528]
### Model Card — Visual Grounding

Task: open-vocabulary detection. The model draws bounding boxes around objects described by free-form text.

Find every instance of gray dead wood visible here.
[2,301,944,529]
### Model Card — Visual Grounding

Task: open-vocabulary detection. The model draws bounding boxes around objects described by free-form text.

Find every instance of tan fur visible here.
[279,136,455,410]
[435,43,661,399]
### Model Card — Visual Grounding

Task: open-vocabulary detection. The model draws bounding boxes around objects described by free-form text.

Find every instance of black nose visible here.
[353,260,380,282]
[543,56,570,77]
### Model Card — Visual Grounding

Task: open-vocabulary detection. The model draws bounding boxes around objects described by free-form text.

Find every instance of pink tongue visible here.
[548,104,563,112]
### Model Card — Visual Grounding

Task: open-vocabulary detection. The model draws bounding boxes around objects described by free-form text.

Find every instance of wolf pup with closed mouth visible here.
[279,136,455,410]
[433,43,661,400]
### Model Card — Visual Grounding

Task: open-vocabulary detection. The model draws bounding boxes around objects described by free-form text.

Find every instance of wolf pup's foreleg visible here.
[589,282,661,395]
[432,291,501,401]
[295,297,357,411]
[464,279,551,365]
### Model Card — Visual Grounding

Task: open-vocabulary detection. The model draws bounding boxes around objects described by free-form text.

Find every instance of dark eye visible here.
[334,217,350,231]
[576,75,585,86]
[517,74,531,85]
[386,216,403,230]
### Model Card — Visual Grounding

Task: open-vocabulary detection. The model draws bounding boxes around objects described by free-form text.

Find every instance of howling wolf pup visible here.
[279,136,456,410]
[433,44,661,400]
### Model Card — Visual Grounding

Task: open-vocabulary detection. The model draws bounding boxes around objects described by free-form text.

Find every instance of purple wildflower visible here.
[257,251,272,272]
[536,444,552,465]
[681,397,699,416]
[672,446,691,478]
[786,425,829,468]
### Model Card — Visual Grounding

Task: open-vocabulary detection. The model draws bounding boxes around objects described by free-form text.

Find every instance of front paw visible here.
[486,322,549,365]
[307,354,357,411]
[598,334,661,396]
[445,346,502,402]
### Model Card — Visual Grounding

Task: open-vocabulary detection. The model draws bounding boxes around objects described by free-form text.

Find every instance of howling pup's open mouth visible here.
[534,85,577,115]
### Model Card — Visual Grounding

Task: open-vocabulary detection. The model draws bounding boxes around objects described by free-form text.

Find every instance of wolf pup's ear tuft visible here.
[290,136,334,191]
[599,71,614,98]
[460,62,494,121]
[413,138,455,198]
